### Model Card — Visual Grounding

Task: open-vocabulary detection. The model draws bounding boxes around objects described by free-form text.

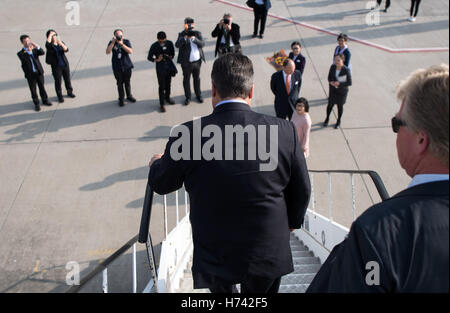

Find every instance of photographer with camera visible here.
[148,31,176,113]
[175,17,205,106]
[45,29,75,103]
[212,13,241,57]
[106,29,136,107]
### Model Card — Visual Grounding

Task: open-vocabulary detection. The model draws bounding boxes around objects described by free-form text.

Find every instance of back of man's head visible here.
[397,64,449,167]
[211,53,254,99]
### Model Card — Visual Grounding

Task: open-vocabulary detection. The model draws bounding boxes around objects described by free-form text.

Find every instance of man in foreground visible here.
[148,54,311,293]
[307,64,449,293]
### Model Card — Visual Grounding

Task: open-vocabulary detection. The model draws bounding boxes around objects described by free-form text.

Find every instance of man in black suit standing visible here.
[211,13,241,57]
[270,59,302,120]
[175,18,205,106]
[307,64,449,293]
[148,54,311,293]
[17,34,53,111]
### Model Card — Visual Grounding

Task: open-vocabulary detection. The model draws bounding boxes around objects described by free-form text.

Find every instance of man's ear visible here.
[416,131,430,156]
[249,84,254,100]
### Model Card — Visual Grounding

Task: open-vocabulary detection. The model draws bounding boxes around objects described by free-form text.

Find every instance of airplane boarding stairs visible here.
[67,170,389,293]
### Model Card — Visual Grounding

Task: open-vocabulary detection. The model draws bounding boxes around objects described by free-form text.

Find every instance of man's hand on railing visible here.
[149,154,163,167]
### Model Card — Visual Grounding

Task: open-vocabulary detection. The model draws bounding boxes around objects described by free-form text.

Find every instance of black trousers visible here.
[253,5,268,35]
[275,103,294,120]
[52,65,73,97]
[181,60,201,100]
[26,72,48,103]
[410,0,421,17]
[156,70,172,105]
[113,68,132,100]
[376,0,390,9]
[209,276,282,294]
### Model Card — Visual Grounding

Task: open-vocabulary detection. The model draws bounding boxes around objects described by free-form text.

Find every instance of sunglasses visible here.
[391,116,407,133]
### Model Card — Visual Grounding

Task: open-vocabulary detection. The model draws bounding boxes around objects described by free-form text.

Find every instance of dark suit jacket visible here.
[270,69,302,117]
[175,30,205,65]
[211,23,241,57]
[307,180,449,293]
[45,41,69,69]
[255,0,272,10]
[333,46,351,68]
[147,40,175,73]
[148,102,311,288]
[17,47,45,78]
[288,52,306,75]
[328,64,352,95]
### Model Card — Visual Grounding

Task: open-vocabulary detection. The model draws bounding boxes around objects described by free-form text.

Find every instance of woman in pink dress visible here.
[291,97,312,158]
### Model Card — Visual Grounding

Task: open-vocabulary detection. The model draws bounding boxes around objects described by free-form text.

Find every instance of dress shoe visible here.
[252,33,257,38]
[119,99,125,107]
[160,105,166,113]
[323,118,329,127]
[197,96,204,103]
[127,96,137,103]
[34,104,41,112]
[58,96,64,103]
[258,34,264,39]
[334,121,341,129]
[166,98,175,105]
[43,101,53,106]
[184,98,191,106]
[67,93,76,98]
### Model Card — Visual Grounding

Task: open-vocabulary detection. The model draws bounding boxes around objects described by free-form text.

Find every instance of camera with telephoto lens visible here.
[223,18,230,25]
[115,35,122,41]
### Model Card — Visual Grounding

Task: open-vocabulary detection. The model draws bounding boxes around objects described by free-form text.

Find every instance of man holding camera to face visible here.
[212,13,241,57]
[175,18,205,106]
[106,29,136,107]
[148,31,176,113]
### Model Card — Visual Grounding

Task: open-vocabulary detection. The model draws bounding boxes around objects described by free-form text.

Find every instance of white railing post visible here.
[175,190,179,225]
[328,173,333,221]
[102,268,108,293]
[164,195,168,238]
[132,243,137,293]
[310,173,315,212]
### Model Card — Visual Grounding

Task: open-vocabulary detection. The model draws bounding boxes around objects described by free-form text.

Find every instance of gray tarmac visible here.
[0,0,448,292]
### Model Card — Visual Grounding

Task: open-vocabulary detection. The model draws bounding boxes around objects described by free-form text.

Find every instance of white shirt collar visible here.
[215,99,248,108]
[408,174,449,189]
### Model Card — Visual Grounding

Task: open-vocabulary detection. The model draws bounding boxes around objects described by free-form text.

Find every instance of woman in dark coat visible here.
[324,54,352,129]
[45,29,75,103]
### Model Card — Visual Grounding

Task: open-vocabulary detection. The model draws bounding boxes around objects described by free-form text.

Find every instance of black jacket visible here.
[211,23,241,57]
[17,47,45,78]
[328,64,352,94]
[288,52,306,75]
[148,102,311,288]
[270,69,302,116]
[175,30,205,65]
[147,40,175,73]
[307,180,449,293]
[45,41,70,68]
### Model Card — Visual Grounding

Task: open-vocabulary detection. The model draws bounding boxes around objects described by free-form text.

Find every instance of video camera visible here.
[184,17,195,37]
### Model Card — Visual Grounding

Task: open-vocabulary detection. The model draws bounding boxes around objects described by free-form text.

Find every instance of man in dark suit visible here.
[175,17,206,106]
[211,13,241,57]
[17,34,52,111]
[45,29,75,103]
[148,53,311,293]
[270,59,302,120]
[252,0,272,39]
[307,64,449,293]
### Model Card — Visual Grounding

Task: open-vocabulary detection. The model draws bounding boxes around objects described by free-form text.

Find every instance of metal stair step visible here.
[281,274,316,285]
[278,284,310,293]
[292,264,322,274]
[292,256,321,265]
[292,250,314,257]
[290,244,308,252]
